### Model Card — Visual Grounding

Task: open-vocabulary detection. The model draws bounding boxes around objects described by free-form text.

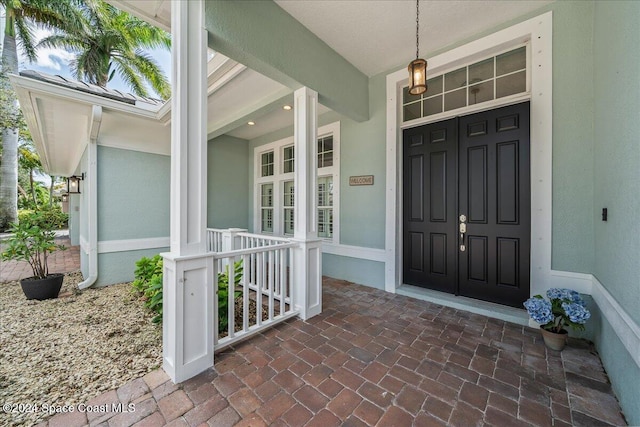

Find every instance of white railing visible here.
[208,229,299,351]
[207,228,225,253]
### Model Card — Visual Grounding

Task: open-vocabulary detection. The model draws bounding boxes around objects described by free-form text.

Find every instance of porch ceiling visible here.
[108,0,553,77]
[104,0,554,140]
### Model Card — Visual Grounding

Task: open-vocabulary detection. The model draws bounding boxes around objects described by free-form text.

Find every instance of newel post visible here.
[162,0,213,383]
[292,87,322,320]
[222,228,247,252]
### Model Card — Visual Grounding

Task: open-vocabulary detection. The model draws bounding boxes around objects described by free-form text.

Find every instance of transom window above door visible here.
[402,46,527,122]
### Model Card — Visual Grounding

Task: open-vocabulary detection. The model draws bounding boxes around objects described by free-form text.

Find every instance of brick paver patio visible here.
[37,278,627,426]
[0,235,80,283]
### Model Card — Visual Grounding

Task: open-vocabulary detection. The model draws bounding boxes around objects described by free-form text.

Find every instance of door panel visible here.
[458,102,530,307]
[403,119,458,293]
[402,102,530,308]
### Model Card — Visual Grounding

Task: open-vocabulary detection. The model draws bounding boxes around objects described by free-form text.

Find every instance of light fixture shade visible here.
[67,175,83,194]
[408,58,428,95]
[61,194,69,203]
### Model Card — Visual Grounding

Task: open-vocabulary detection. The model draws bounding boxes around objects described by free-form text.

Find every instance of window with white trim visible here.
[402,45,528,122]
[254,122,340,241]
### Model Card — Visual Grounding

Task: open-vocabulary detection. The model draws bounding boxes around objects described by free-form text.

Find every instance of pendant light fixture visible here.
[408,0,427,95]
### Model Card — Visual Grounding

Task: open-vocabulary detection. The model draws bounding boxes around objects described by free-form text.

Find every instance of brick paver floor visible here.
[37,277,627,426]
[0,235,80,283]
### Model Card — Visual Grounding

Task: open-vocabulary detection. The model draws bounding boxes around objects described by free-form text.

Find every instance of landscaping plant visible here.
[1,210,66,279]
[131,255,243,329]
[523,288,591,333]
[131,254,163,324]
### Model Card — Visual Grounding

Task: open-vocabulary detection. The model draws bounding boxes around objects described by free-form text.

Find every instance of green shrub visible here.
[131,254,243,329]
[18,207,68,230]
[132,255,164,324]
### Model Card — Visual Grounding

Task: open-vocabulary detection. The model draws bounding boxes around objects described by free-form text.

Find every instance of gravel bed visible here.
[0,272,162,427]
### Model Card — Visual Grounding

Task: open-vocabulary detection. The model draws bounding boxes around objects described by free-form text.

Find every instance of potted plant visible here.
[523,288,591,351]
[1,210,67,300]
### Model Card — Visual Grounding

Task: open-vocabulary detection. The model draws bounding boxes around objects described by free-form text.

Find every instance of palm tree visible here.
[37,0,171,100]
[0,0,78,230]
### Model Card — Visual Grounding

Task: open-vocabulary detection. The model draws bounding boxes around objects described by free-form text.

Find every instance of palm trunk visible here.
[0,18,19,230]
[30,168,38,208]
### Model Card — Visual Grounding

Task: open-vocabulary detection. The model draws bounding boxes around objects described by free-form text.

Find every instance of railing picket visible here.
[268,250,274,320]
[228,259,235,339]
[256,251,263,327]
[213,259,219,347]
[242,254,249,332]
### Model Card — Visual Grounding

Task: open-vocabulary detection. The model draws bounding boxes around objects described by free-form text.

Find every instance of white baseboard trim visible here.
[549,269,593,295]
[97,237,170,254]
[321,242,386,263]
[591,275,640,370]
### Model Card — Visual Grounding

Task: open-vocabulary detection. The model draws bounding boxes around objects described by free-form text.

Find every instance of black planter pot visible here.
[20,273,64,300]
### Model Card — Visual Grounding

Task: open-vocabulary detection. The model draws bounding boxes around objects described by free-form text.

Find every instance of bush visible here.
[18,207,68,230]
[131,254,243,329]
[132,255,163,324]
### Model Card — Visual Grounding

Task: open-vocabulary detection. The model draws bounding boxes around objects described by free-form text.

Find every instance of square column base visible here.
[292,239,323,320]
[162,252,214,383]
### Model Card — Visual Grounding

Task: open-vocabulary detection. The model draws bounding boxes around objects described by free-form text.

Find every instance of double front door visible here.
[402,102,530,308]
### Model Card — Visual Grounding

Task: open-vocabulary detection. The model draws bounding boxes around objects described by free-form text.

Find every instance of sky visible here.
[17,27,173,99]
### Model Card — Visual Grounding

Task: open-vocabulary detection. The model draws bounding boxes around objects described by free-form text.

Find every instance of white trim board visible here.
[591,276,640,370]
[322,242,386,263]
[97,237,170,254]
[385,12,553,297]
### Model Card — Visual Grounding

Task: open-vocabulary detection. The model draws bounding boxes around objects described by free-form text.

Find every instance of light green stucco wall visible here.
[97,146,170,241]
[336,74,387,249]
[592,0,640,326]
[322,254,385,290]
[95,248,168,287]
[548,1,595,273]
[591,3,640,423]
[207,135,249,229]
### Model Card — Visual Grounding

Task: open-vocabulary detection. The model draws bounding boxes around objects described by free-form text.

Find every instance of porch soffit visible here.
[106,1,555,123]
[204,1,369,123]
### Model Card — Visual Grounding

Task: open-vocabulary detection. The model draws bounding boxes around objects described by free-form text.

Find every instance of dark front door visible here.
[402,102,530,308]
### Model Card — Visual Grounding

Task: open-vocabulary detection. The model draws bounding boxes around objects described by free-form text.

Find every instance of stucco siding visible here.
[95,248,169,287]
[592,0,640,326]
[208,135,250,229]
[96,145,170,241]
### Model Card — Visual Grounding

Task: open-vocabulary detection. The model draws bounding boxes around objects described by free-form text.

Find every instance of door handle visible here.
[459,215,467,252]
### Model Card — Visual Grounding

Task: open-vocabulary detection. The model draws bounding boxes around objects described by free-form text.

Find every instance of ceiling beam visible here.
[204,0,369,122]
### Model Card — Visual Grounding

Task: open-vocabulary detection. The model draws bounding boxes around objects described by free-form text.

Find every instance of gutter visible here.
[78,106,102,289]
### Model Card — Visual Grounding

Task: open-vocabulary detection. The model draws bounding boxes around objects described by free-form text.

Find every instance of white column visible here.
[163,0,213,383]
[292,87,322,320]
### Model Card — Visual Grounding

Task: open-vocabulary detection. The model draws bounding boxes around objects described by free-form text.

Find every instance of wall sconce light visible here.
[67,174,84,194]
[61,194,69,203]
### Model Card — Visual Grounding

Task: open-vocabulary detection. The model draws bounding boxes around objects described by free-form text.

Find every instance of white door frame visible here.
[384,12,588,300]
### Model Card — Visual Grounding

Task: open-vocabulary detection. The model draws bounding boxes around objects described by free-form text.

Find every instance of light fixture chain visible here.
[416,0,420,59]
